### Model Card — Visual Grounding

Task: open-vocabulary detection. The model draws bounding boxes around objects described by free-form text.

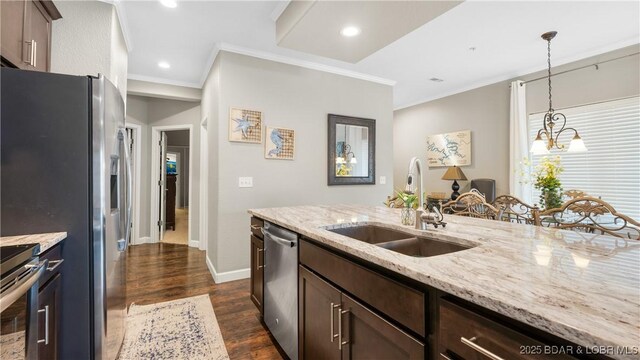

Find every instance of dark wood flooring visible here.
[126,243,283,359]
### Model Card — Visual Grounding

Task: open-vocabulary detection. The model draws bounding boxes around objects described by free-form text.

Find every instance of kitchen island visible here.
[248,205,639,360]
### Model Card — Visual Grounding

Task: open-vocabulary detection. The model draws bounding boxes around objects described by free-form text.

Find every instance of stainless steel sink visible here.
[376,237,470,258]
[327,225,414,244]
[327,224,472,257]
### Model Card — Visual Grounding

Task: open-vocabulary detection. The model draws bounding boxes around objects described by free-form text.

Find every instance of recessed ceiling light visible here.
[340,26,361,37]
[430,78,444,82]
[159,0,177,8]
[158,61,171,69]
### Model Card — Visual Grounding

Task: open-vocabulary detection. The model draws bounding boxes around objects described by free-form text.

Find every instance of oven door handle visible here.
[0,260,48,312]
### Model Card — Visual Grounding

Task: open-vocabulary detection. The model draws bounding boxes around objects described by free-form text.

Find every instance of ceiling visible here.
[120,1,640,109]
[276,1,462,63]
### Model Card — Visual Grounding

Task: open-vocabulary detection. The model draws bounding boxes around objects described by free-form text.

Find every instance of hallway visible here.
[126,243,283,359]
[162,207,188,245]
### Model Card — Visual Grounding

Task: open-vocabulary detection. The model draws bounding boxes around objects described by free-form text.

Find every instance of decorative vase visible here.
[401,207,415,226]
[541,188,563,210]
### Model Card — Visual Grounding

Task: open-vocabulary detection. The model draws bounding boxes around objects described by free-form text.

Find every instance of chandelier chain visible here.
[547,38,553,112]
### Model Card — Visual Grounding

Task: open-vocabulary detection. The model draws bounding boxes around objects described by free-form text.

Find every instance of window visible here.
[528,97,640,220]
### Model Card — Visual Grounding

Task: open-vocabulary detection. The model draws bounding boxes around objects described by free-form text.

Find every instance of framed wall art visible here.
[265,126,295,160]
[229,107,262,143]
[426,130,471,167]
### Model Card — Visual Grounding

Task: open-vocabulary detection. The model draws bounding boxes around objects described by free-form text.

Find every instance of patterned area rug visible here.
[118,295,229,360]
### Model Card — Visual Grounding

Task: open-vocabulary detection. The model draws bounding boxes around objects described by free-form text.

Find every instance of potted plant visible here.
[533,156,564,210]
[396,190,418,226]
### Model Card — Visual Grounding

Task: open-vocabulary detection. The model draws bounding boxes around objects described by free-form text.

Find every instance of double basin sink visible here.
[328,225,471,258]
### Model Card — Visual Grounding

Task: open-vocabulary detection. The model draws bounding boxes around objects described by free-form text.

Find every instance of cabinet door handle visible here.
[46,259,64,272]
[24,40,35,66]
[32,40,37,68]
[37,305,50,345]
[256,248,264,270]
[250,225,262,231]
[460,337,505,360]
[338,309,350,350]
[329,303,340,343]
[439,353,454,360]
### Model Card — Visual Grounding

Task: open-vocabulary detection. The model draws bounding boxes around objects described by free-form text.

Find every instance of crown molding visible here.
[128,73,201,89]
[210,43,396,87]
[198,43,221,87]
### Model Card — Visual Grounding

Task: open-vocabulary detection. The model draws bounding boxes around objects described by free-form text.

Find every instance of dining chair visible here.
[563,189,588,200]
[440,191,501,220]
[493,195,541,225]
[539,196,640,240]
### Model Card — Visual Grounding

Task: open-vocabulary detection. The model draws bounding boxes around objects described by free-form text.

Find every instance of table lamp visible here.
[442,165,467,200]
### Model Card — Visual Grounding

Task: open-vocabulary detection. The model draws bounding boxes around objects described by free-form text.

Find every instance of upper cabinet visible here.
[1,0,61,72]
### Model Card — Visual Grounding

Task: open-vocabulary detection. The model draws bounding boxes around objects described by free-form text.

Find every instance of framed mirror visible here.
[328,114,375,185]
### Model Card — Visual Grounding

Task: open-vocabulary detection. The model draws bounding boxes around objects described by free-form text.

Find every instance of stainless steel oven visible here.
[0,244,47,360]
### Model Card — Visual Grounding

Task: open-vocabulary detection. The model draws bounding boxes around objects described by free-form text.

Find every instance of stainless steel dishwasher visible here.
[262,221,298,360]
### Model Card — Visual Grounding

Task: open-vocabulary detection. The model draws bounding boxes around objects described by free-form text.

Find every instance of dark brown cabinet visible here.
[299,266,424,360]
[439,299,575,360]
[0,0,61,71]
[250,217,265,314]
[37,274,61,360]
[250,235,264,313]
[299,266,341,360]
[37,243,64,360]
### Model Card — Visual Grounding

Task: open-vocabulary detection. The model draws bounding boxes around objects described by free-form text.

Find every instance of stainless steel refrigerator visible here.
[1,68,132,360]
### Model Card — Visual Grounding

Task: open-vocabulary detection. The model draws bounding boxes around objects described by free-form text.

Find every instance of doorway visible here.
[151,126,193,246]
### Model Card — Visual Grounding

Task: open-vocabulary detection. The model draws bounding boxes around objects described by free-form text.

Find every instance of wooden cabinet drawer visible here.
[251,217,264,239]
[300,239,425,337]
[39,243,63,288]
[439,299,575,360]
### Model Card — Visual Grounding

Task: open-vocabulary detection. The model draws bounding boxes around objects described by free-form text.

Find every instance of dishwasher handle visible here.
[261,228,296,248]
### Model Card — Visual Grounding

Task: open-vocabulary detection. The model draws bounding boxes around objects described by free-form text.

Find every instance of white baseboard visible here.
[188,240,199,248]
[136,236,152,245]
[205,256,250,284]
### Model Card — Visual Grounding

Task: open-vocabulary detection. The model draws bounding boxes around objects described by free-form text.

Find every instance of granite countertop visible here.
[248,205,640,359]
[0,232,67,254]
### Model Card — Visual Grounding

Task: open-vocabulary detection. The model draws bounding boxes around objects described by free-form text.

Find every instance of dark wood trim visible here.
[327,114,376,186]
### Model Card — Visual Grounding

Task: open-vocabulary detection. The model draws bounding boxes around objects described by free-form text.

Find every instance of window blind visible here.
[528,96,640,221]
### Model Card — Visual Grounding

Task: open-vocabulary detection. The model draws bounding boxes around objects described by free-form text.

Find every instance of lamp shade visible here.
[567,134,587,152]
[442,166,467,181]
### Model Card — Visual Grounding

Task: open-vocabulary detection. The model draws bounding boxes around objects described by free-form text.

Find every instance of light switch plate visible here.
[238,177,253,188]
[380,176,386,185]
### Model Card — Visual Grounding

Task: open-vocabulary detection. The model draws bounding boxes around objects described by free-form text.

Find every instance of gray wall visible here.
[125,96,201,241]
[393,45,640,196]
[51,0,128,99]
[202,51,394,273]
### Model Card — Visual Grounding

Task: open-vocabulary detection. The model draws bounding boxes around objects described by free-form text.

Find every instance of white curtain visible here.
[509,80,532,203]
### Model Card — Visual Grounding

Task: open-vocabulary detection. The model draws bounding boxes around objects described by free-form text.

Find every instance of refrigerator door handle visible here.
[119,128,133,250]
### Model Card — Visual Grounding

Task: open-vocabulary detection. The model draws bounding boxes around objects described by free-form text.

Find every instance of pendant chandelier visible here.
[530,31,587,155]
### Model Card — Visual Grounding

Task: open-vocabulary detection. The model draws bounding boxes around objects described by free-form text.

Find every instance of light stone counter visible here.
[0,232,67,254]
[248,205,640,359]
